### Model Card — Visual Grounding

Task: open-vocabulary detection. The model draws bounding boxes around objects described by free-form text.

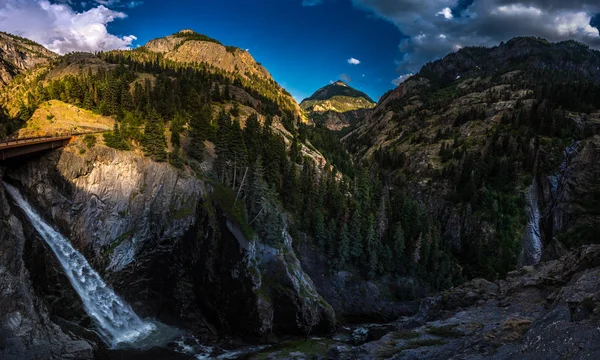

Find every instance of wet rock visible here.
[0,173,96,359]
[354,245,600,359]
[2,145,335,355]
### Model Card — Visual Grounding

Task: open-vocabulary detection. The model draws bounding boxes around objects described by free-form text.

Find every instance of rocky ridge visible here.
[0,32,57,87]
[343,36,600,279]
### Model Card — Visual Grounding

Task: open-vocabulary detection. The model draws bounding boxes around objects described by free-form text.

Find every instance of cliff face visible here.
[0,167,95,360]
[0,32,56,87]
[0,141,334,357]
[340,245,600,360]
[343,37,600,279]
[145,34,270,80]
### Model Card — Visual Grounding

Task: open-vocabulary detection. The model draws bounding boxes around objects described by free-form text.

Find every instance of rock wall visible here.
[0,166,95,360]
[1,143,335,356]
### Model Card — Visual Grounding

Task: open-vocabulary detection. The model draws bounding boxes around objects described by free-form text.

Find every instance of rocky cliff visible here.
[0,167,95,360]
[144,30,270,81]
[343,37,600,279]
[0,139,334,358]
[0,32,56,88]
[333,245,600,359]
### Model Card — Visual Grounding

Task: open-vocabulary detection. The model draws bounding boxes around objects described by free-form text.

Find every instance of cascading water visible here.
[520,180,542,266]
[3,181,157,348]
[3,181,270,358]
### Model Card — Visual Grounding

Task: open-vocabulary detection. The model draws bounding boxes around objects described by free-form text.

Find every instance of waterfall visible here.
[3,182,157,348]
[520,180,542,266]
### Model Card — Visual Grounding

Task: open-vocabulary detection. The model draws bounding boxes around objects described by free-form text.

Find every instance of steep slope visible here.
[344,37,600,279]
[0,30,341,359]
[145,29,270,80]
[320,244,600,360]
[0,32,57,87]
[141,29,305,121]
[301,80,376,130]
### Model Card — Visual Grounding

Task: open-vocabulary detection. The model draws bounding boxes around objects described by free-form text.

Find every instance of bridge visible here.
[0,130,108,160]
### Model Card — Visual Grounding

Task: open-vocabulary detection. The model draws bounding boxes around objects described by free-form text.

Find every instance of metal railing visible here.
[0,130,108,148]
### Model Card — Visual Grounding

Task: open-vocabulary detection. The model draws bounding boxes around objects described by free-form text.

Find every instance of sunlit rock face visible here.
[2,144,334,353]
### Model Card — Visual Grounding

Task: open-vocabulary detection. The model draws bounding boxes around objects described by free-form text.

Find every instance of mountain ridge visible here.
[300,80,376,130]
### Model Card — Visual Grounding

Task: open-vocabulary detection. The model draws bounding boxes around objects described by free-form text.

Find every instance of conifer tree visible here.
[142,108,167,162]
[338,223,350,268]
[349,208,364,260]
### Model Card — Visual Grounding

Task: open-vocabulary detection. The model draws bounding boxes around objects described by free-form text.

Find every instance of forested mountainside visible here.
[0,28,461,290]
[0,31,57,88]
[0,29,460,359]
[3,28,600,360]
[301,80,376,131]
[345,36,600,280]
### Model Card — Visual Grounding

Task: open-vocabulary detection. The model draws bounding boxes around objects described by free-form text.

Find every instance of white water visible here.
[520,180,542,266]
[3,182,157,348]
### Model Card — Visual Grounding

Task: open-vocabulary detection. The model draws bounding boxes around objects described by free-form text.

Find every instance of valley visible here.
[1,24,600,360]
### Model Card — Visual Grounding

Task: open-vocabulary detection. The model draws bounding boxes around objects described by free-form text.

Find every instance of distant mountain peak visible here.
[300,81,376,130]
[303,81,375,103]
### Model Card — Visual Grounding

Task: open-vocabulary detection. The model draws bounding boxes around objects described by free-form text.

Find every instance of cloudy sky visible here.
[1,0,599,100]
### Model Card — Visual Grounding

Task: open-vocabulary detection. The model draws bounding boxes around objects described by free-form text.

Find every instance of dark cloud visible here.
[451,0,474,17]
[592,13,600,30]
[353,0,600,79]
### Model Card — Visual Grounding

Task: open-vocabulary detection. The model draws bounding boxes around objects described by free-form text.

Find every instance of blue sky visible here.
[94,0,404,102]
[2,1,600,103]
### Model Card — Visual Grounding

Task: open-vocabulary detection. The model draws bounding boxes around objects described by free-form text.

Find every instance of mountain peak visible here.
[418,36,600,86]
[177,29,195,35]
[303,81,375,103]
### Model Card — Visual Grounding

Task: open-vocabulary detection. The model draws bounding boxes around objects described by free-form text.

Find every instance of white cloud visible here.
[93,0,143,8]
[392,73,414,86]
[348,57,361,65]
[0,0,136,54]
[493,4,543,17]
[437,7,453,19]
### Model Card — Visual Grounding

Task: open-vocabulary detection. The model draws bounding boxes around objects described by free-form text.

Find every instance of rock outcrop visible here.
[0,32,56,87]
[1,141,334,357]
[325,245,600,359]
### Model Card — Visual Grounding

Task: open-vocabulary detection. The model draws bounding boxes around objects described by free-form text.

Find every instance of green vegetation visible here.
[83,134,97,148]
[172,30,222,47]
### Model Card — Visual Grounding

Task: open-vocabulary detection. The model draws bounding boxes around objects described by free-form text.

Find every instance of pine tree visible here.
[366,214,378,278]
[392,223,406,273]
[243,113,261,163]
[104,122,130,150]
[315,210,327,253]
[142,108,167,162]
[338,223,350,268]
[349,209,364,260]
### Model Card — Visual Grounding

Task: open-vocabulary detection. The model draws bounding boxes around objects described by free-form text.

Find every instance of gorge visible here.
[1,25,600,360]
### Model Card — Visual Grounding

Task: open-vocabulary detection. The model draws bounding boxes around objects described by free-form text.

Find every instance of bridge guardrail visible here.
[0,130,108,147]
